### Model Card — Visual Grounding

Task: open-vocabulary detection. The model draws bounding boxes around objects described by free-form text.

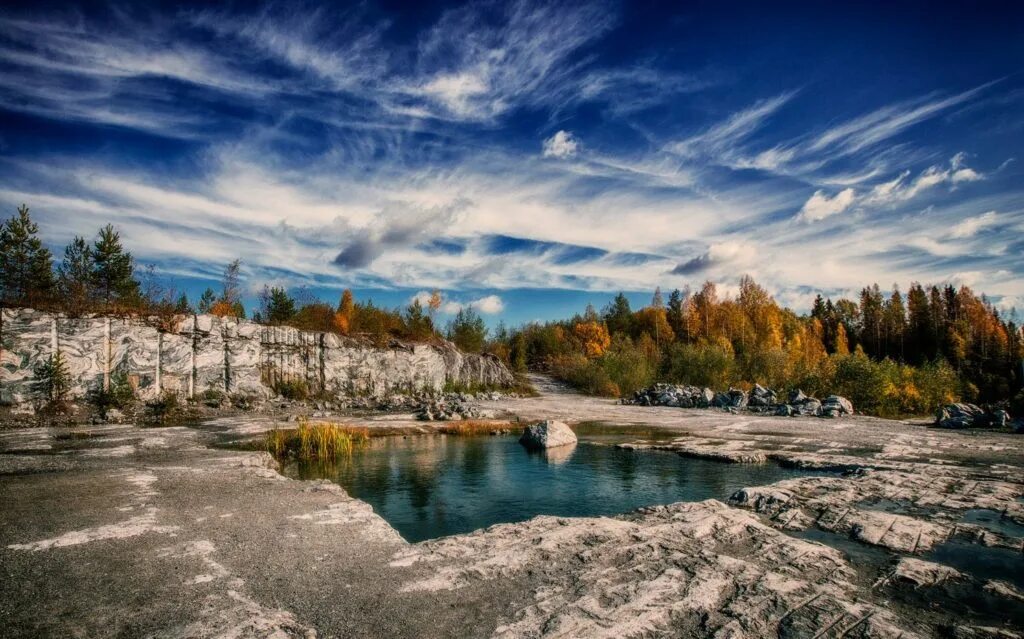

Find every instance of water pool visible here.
[281,431,823,542]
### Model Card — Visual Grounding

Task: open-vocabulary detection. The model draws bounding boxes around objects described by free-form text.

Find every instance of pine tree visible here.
[0,205,54,307]
[667,289,685,338]
[92,224,139,309]
[447,307,487,352]
[33,350,71,405]
[174,293,192,315]
[260,286,296,324]
[197,288,216,314]
[404,298,433,340]
[56,236,94,315]
[603,293,633,336]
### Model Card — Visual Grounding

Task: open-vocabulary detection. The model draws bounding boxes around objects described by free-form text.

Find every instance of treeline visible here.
[490,276,1024,417]
[0,205,489,352]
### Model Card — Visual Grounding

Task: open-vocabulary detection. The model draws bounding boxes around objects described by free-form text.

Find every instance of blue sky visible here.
[1,0,1022,327]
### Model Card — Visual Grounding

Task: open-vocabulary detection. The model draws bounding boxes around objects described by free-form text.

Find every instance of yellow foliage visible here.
[634,307,675,345]
[573,321,611,358]
[210,301,238,318]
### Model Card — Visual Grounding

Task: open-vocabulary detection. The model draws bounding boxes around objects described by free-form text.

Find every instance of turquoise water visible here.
[282,433,824,542]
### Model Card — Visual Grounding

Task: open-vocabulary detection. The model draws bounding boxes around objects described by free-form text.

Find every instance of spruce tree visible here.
[197,288,216,314]
[0,205,54,307]
[92,224,139,309]
[57,236,94,315]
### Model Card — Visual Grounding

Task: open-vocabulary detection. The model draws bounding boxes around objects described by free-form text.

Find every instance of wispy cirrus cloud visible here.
[0,0,1022,321]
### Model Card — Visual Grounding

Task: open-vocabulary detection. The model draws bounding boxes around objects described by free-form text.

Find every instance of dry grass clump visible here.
[436,420,514,436]
[265,419,370,461]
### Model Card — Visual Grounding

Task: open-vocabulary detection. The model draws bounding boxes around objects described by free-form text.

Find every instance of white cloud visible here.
[542,130,579,159]
[948,210,998,239]
[410,291,503,315]
[797,188,855,222]
[469,294,505,314]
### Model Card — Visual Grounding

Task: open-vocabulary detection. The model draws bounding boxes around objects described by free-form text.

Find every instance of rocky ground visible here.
[1,376,1022,638]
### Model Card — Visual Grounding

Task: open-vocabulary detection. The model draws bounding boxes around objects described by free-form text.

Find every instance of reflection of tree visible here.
[458,437,490,486]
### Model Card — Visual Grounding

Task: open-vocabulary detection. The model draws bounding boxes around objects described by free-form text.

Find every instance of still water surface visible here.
[282,431,823,542]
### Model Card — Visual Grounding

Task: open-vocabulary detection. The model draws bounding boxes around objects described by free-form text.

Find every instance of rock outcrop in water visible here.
[0,308,513,407]
[519,420,577,449]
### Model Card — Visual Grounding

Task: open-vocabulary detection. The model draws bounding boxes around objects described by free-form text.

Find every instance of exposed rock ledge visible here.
[0,307,512,406]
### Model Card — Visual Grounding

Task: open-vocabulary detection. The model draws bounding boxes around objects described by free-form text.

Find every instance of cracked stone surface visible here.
[1,375,1022,637]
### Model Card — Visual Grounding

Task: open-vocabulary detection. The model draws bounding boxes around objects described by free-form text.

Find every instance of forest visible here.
[490,278,1023,417]
[2,205,1022,417]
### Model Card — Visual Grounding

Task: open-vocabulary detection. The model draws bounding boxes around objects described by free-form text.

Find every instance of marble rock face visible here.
[0,309,513,406]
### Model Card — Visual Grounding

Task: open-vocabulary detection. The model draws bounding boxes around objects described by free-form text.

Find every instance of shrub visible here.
[664,341,734,389]
[197,388,225,408]
[32,351,72,407]
[265,420,369,461]
[602,335,658,395]
[144,391,182,423]
[273,378,310,401]
[87,370,136,417]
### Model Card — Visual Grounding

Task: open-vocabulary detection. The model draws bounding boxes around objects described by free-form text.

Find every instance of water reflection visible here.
[283,433,823,543]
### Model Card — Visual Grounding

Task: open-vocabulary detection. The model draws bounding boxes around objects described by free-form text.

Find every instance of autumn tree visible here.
[0,205,54,307]
[334,288,355,334]
[211,260,245,318]
[572,320,611,357]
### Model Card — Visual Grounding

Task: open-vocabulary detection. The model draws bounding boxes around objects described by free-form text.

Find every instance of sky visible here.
[1,0,1022,327]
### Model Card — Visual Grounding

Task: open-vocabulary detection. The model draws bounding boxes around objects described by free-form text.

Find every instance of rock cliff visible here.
[0,308,512,405]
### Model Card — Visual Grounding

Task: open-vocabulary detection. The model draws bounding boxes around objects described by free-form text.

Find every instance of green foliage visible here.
[260,286,296,324]
[87,371,137,417]
[57,236,94,316]
[404,299,434,341]
[447,307,487,353]
[273,378,310,401]
[144,391,182,423]
[197,288,216,314]
[265,420,369,461]
[32,351,72,405]
[0,204,54,307]
[664,341,735,389]
[92,224,139,308]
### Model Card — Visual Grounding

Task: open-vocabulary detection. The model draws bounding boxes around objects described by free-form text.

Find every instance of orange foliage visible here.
[210,301,238,318]
[572,320,611,358]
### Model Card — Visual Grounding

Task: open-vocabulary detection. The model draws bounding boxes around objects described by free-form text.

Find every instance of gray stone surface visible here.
[519,420,577,449]
[0,308,512,405]
[0,376,1023,637]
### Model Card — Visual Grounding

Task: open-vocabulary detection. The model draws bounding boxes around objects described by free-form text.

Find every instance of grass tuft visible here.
[436,420,514,436]
[265,419,370,461]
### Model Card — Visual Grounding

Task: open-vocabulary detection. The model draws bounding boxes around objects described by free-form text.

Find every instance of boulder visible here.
[748,384,776,408]
[819,395,854,417]
[519,420,577,449]
[990,409,1010,428]
[935,403,985,429]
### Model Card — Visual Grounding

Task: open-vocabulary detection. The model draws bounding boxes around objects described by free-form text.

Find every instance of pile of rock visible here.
[629,384,715,408]
[934,403,1013,429]
[415,394,484,421]
[626,383,854,418]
